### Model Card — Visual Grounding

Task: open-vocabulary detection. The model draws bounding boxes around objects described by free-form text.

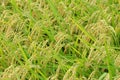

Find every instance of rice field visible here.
[0,0,120,80]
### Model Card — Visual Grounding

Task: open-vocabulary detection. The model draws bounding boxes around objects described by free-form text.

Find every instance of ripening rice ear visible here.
[115,26,120,35]
[0,0,8,6]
